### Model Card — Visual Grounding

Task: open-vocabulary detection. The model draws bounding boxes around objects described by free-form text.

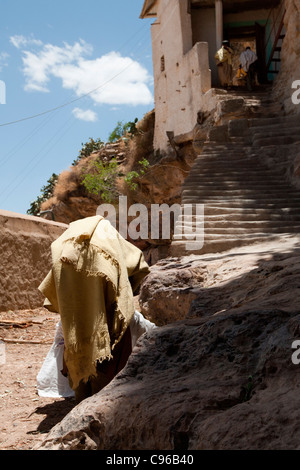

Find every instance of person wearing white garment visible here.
[240,46,258,91]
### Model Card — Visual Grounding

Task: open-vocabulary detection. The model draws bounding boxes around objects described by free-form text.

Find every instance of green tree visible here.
[81,158,121,203]
[27,173,59,216]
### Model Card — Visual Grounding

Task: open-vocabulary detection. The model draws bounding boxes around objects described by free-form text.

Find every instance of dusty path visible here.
[0,308,75,450]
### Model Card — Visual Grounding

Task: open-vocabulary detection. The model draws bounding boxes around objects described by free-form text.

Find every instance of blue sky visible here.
[0,0,154,215]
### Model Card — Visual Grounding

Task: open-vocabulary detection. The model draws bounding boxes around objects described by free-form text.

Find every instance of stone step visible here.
[248,124,300,134]
[187,166,286,174]
[253,136,300,146]
[179,202,300,210]
[182,189,300,197]
[194,154,260,161]
[187,171,287,179]
[183,181,295,189]
[185,171,286,179]
[184,177,287,183]
[182,192,300,200]
[182,198,300,207]
[183,182,292,190]
[195,157,258,163]
[249,115,300,128]
[197,152,252,157]
[190,163,267,172]
[169,234,285,256]
[202,144,253,151]
[173,231,283,241]
[175,227,300,237]
[176,219,300,229]
[194,154,265,161]
[251,128,300,139]
[177,212,300,222]
[173,228,300,241]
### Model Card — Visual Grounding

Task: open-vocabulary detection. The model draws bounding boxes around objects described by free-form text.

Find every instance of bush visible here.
[124,158,150,191]
[108,118,138,143]
[80,158,121,203]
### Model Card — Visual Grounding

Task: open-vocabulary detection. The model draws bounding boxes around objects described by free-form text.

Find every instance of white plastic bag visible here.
[37,321,74,398]
[37,311,157,398]
[130,310,157,348]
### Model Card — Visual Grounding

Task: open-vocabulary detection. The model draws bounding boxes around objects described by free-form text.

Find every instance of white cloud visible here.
[72,107,98,122]
[10,35,43,49]
[11,36,153,106]
[0,52,9,71]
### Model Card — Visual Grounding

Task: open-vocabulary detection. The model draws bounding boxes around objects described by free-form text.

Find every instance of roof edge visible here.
[140,0,158,19]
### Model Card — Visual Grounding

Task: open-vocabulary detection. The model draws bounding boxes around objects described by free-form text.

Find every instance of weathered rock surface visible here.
[273,0,300,115]
[140,234,300,324]
[37,235,300,450]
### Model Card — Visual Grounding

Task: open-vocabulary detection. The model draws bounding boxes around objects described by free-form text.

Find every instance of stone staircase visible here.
[170,89,300,256]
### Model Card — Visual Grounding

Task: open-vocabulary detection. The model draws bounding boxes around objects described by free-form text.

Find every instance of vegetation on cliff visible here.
[28,111,156,222]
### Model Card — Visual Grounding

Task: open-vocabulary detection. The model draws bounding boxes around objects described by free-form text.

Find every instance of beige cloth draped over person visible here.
[215,41,234,88]
[38,215,150,402]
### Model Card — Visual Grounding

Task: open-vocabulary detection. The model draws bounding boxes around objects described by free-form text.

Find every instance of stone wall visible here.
[273,0,300,114]
[150,0,211,153]
[0,210,67,312]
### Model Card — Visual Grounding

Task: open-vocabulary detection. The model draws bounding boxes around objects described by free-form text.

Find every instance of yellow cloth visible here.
[38,215,150,390]
[237,67,247,79]
[215,46,233,66]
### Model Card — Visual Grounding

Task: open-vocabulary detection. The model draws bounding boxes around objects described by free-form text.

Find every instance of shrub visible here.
[108,118,138,143]
[124,158,150,191]
[80,158,121,203]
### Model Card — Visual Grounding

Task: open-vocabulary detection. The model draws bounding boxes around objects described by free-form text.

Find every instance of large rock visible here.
[139,234,300,324]
[138,256,207,326]
[37,235,300,450]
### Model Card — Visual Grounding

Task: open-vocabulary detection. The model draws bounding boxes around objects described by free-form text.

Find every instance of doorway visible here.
[225,23,267,86]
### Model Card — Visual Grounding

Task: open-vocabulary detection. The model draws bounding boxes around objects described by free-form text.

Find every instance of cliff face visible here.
[273,0,300,114]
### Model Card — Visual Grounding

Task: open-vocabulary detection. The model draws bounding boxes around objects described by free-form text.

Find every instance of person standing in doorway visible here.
[240,46,258,91]
[215,40,234,88]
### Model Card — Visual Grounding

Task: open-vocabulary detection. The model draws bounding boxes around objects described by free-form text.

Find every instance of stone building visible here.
[140,0,286,152]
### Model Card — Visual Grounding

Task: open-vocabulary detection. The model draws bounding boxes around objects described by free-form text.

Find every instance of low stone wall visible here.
[0,210,68,312]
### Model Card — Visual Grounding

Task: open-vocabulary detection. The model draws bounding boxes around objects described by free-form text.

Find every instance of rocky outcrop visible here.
[36,235,300,450]
[273,0,300,115]
[0,210,67,311]
[140,235,300,324]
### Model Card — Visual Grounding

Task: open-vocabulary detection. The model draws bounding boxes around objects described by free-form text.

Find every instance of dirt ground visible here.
[0,307,76,450]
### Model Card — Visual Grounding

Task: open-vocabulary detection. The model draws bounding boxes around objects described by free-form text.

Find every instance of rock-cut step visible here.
[169,95,300,256]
